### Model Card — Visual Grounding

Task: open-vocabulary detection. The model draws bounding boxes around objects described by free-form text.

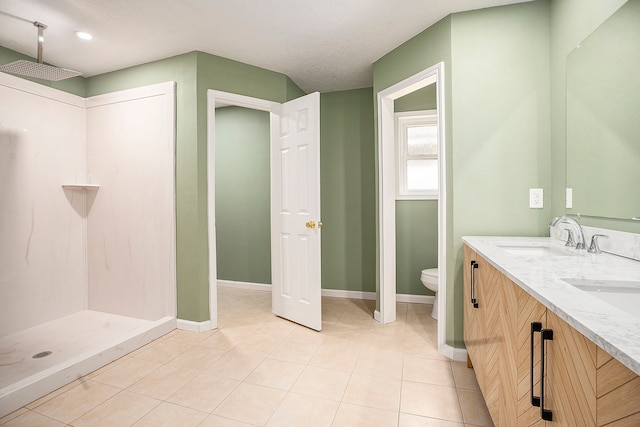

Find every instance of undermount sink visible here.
[562,278,640,319]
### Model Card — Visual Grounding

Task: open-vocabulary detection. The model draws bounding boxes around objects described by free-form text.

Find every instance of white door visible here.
[271,92,322,331]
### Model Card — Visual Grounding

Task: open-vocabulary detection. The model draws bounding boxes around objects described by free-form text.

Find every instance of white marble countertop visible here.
[462,236,640,376]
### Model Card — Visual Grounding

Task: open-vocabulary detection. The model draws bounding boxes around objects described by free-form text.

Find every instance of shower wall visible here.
[0,74,177,337]
[0,75,86,336]
[85,84,176,319]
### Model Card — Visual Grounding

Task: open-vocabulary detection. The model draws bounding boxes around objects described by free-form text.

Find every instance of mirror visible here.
[566,0,640,221]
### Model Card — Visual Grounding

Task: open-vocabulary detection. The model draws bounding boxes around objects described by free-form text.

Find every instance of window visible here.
[396,110,438,199]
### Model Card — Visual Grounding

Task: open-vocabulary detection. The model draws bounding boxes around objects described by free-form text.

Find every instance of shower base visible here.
[0,310,175,417]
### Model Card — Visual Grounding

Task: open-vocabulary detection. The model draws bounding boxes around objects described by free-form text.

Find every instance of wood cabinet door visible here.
[463,247,518,426]
[463,245,483,384]
[546,310,597,427]
[516,286,547,427]
[596,347,640,426]
[496,270,518,427]
[478,259,503,424]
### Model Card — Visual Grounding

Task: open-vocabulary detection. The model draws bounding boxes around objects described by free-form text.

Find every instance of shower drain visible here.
[32,351,52,359]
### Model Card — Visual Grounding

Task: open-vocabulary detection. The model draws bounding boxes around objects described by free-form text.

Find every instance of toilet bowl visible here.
[420,268,439,320]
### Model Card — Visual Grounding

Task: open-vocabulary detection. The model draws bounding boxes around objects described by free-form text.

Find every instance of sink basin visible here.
[562,278,640,319]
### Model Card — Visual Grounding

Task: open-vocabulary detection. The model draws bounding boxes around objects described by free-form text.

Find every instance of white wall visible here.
[0,74,86,336]
[85,83,176,320]
[0,75,176,336]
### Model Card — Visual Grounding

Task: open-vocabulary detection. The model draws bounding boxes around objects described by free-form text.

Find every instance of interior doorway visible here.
[207,91,280,329]
[207,90,322,331]
[377,62,463,360]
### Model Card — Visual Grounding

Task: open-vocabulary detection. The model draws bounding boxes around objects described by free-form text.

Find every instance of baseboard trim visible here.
[321,289,376,300]
[176,319,213,332]
[396,294,434,304]
[441,343,468,362]
[217,280,271,291]
[217,281,433,304]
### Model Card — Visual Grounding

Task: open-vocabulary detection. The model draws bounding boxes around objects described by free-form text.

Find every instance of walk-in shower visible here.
[0,73,177,417]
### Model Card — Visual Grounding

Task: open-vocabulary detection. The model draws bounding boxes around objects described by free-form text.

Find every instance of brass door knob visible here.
[305,221,316,229]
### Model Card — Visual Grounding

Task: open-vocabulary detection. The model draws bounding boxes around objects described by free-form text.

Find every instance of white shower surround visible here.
[0,73,177,416]
[0,78,87,335]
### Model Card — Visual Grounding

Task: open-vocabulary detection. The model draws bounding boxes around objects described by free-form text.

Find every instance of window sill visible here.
[396,194,438,201]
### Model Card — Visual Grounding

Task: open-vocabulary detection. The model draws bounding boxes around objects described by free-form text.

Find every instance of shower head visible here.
[0,21,83,81]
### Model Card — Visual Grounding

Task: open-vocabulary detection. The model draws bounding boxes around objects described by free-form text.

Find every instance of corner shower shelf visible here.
[61,184,100,190]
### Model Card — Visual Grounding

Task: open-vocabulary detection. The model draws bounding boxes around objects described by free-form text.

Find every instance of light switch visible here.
[566,188,573,209]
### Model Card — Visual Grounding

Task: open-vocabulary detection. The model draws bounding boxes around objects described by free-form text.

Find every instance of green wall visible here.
[450,3,552,347]
[394,85,437,112]
[374,1,551,348]
[396,201,438,295]
[320,89,376,293]
[215,107,271,284]
[373,14,454,338]
[375,0,631,349]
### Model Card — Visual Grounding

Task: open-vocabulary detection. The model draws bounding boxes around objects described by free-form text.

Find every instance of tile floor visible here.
[0,287,493,427]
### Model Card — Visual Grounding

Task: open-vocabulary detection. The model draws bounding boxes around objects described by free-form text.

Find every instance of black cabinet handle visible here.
[470,260,479,308]
[530,322,542,407]
[540,328,554,421]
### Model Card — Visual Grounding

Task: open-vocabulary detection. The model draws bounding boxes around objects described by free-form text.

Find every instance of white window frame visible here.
[395,109,438,200]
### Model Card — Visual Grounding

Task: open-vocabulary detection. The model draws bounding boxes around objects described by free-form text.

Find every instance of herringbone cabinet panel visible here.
[461,244,640,427]
[516,287,546,427]
[547,310,597,426]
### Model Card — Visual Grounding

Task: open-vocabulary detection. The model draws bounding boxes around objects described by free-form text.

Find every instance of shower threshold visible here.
[0,310,175,417]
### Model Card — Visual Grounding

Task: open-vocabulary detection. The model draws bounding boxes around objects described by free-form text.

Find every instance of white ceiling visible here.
[0,0,531,93]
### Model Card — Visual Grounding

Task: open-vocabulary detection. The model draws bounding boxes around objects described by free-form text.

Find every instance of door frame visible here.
[377,62,458,359]
[206,90,280,328]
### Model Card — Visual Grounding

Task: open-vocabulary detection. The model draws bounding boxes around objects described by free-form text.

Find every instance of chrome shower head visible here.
[0,21,82,81]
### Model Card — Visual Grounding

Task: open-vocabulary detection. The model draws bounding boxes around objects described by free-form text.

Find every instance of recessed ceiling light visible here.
[75,31,92,40]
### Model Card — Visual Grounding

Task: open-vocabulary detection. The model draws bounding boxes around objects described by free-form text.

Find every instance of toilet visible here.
[420,268,439,320]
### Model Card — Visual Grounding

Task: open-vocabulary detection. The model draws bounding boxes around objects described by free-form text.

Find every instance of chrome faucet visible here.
[549,216,586,249]
[588,234,609,254]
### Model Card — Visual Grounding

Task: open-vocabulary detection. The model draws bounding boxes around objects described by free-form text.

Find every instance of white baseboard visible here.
[440,343,468,362]
[177,319,213,332]
[321,289,377,300]
[217,280,271,292]
[374,310,381,322]
[396,294,434,304]
[217,280,433,304]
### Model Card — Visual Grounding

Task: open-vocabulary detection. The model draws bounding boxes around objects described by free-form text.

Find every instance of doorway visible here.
[377,62,462,360]
[207,91,279,329]
[207,90,322,331]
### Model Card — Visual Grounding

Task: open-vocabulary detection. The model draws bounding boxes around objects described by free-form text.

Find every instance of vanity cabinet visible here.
[463,245,518,425]
[464,244,640,426]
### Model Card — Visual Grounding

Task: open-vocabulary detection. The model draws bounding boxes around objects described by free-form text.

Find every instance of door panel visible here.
[271,92,321,331]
